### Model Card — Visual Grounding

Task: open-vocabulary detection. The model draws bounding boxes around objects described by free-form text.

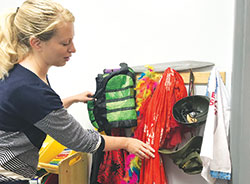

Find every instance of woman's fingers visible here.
[140,144,155,159]
[143,143,155,153]
[126,138,155,159]
[139,145,155,158]
[135,142,155,159]
[137,150,149,159]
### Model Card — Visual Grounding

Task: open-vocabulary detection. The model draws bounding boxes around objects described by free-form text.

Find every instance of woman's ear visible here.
[29,36,42,50]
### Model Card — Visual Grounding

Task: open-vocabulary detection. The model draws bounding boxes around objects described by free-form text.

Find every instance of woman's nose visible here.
[68,42,76,53]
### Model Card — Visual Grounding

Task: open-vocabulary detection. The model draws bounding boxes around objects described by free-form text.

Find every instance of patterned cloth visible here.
[200,67,231,183]
[95,128,128,184]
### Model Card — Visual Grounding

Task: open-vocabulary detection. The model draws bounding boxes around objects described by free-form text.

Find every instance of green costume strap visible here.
[159,136,203,175]
[179,150,203,174]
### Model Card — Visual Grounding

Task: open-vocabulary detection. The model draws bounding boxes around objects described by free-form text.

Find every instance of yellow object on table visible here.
[39,135,66,163]
[38,135,88,184]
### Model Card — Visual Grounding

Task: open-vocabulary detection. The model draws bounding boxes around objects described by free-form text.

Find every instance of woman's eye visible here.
[62,43,70,46]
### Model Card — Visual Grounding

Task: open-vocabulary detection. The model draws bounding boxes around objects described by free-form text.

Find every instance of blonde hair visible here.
[0,0,75,79]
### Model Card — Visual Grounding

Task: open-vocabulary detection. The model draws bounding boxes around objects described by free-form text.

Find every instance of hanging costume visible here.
[95,128,128,184]
[88,63,137,184]
[122,66,160,184]
[87,63,137,132]
[136,67,187,184]
[159,70,210,176]
[200,67,231,183]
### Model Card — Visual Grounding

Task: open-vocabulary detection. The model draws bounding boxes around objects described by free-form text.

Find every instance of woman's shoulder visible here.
[2,64,55,97]
[9,64,49,86]
[1,64,63,113]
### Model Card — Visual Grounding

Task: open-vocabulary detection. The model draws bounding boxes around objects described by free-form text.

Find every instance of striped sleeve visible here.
[34,108,103,153]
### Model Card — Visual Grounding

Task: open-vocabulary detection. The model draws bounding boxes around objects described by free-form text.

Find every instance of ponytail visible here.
[0,10,19,80]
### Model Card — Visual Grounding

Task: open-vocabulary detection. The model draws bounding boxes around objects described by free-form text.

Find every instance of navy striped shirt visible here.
[0,64,103,181]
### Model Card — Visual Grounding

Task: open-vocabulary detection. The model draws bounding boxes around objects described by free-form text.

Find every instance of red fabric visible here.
[44,174,58,184]
[97,128,128,184]
[134,96,152,141]
[134,68,187,184]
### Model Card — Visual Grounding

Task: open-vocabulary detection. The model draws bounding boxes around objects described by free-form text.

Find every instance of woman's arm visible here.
[61,92,155,159]
[102,135,155,159]
[62,91,93,108]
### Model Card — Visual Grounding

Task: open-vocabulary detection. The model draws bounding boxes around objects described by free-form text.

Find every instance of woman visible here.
[0,0,155,183]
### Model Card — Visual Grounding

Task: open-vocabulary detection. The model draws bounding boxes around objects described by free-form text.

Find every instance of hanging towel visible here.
[200,67,231,183]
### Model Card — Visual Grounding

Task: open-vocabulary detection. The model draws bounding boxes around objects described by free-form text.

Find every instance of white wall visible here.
[50,0,235,129]
[1,1,235,183]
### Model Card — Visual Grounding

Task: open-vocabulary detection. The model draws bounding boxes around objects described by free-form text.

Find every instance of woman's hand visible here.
[74,91,94,103]
[102,135,155,159]
[62,91,94,108]
[124,137,155,159]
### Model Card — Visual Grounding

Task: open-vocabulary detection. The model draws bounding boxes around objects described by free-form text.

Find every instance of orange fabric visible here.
[135,68,187,184]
